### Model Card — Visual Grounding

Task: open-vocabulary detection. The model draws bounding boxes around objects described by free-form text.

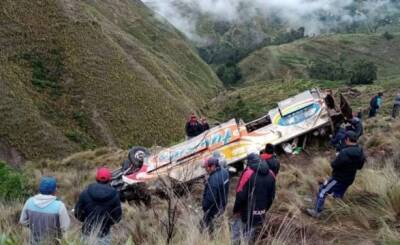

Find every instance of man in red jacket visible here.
[232,153,276,242]
[260,143,280,176]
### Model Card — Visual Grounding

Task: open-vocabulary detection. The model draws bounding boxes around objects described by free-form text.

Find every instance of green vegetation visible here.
[65,130,96,150]
[308,59,348,81]
[216,62,242,86]
[0,161,30,200]
[350,60,378,85]
[0,0,221,162]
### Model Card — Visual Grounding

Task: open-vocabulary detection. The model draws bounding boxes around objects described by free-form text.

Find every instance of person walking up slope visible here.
[369,92,383,118]
[20,176,70,244]
[75,167,122,245]
[307,131,366,218]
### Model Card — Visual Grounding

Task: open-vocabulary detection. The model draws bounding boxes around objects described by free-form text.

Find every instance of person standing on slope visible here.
[392,93,400,118]
[345,113,363,140]
[74,167,122,245]
[202,157,230,233]
[20,176,70,245]
[307,131,366,218]
[201,117,210,131]
[232,153,276,242]
[260,143,280,176]
[185,113,203,139]
[369,92,383,118]
[330,123,347,153]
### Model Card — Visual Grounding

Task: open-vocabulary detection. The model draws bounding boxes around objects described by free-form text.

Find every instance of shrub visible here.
[382,31,394,40]
[216,62,242,86]
[0,161,30,200]
[308,59,348,81]
[349,60,377,85]
[65,130,96,150]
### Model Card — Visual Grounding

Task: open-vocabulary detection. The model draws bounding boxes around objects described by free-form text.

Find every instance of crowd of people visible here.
[19,90,400,244]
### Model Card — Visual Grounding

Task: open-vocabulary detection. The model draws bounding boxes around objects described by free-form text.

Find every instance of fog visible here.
[143,0,397,41]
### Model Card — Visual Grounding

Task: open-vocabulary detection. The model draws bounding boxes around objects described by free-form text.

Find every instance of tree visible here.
[216,62,242,86]
[350,60,377,85]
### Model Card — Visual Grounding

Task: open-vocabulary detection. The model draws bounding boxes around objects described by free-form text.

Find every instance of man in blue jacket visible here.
[307,131,366,218]
[75,167,122,244]
[20,177,70,244]
[202,157,230,233]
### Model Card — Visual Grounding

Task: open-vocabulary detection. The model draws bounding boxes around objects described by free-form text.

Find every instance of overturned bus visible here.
[112,88,349,202]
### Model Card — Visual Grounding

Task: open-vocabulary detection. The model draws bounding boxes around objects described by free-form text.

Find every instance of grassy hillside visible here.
[206,33,400,122]
[1,117,400,244]
[0,0,221,164]
[240,33,400,83]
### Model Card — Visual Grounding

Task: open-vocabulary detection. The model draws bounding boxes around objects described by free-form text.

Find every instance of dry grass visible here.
[2,118,400,244]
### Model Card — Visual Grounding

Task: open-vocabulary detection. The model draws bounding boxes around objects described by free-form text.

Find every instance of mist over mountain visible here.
[144,0,400,40]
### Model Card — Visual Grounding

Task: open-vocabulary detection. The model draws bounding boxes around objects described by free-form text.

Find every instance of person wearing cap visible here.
[74,167,122,244]
[20,176,70,244]
[260,143,280,176]
[201,157,230,233]
[232,153,276,242]
[307,131,366,218]
[185,113,204,139]
[369,92,383,118]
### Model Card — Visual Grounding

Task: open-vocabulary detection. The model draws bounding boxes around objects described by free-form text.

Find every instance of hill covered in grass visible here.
[240,33,400,83]
[0,0,221,164]
[206,33,400,122]
[1,117,400,244]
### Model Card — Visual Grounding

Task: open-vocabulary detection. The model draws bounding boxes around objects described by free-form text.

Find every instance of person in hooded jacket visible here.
[346,114,363,140]
[20,176,70,245]
[232,153,276,241]
[74,167,122,245]
[201,157,230,233]
[260,143,280,176]
[307,131,366,218]
[330,124,347,152]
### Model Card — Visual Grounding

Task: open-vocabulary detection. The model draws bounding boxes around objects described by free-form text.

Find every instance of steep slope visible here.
[207,33,400,122]
[240,33,400,83]
[0,0,221,164]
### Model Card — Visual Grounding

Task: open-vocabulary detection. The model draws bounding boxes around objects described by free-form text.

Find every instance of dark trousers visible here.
[369,107,377,118]
[393,105,400,118]
[315,178,349,212]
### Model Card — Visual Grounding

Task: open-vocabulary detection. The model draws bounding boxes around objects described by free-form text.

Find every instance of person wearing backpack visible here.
[369,92,383,118]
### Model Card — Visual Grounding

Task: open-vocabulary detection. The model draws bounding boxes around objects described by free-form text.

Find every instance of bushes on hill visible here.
[216,62,242,86]
[382,31,394,40]
[350,60,378,85]
[308,58,377,85]
[0,161,30,200]
[308,59,348,81]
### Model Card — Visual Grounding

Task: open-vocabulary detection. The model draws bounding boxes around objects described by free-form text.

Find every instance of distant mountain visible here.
[0,0,221,164]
